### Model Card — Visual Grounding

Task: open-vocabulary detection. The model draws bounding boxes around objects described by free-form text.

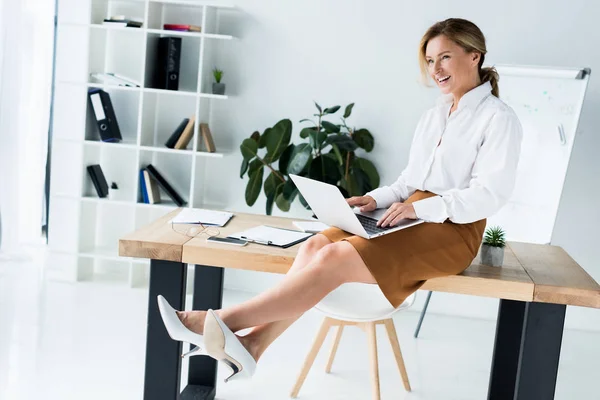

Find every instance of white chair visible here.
[291,283,415,400]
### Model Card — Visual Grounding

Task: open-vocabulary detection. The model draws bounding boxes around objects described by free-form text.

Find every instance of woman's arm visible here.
[412,110,523,223]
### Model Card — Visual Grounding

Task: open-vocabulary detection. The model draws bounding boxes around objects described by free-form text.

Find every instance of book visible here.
[91,72,140,87]
[103,18,143,28]
[139,169,149,203]
[143,169,161,204]
[165,118,189,148]
[200,123,216,152]
[164,24,201,32]
[174,116,196,150]
[145,164,186,206]
[87,165,109,198]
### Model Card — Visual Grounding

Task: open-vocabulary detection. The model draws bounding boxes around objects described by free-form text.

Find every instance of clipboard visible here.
[227,225,313,248]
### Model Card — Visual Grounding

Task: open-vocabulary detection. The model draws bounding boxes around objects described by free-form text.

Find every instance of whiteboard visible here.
[485,65,591,244]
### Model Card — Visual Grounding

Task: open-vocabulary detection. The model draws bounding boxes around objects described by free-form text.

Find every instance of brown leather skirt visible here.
[319,190,486,308]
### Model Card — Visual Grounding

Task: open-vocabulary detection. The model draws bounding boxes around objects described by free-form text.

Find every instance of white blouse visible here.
[366,81,523,224]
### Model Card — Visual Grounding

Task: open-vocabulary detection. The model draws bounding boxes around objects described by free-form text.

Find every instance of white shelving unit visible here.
[48,0,235,287]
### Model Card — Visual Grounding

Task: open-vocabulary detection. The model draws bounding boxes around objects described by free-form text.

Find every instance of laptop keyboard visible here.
[355,213,395,236]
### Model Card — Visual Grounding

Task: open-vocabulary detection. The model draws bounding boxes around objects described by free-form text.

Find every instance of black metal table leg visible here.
[514,302,566,400]
[488,299,526,400]
[488,300,566,400]
[144,259,187,400]
[180,265,224,400]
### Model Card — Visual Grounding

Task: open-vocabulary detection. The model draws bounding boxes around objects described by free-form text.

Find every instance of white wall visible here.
[203,0,600,331]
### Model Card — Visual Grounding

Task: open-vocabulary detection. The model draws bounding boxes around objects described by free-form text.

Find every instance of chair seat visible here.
[315,282,414,322]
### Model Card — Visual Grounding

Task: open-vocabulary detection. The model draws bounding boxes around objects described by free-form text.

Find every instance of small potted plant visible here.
[212,67,225,95]
[480,226,506,267]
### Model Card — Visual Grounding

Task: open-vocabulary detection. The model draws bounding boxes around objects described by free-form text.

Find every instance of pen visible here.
[241,236,273,246]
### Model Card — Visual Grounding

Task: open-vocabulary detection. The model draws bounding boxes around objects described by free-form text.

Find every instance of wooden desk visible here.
[120,209,600,400]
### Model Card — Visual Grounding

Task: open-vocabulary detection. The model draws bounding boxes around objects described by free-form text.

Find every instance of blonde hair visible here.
[418,18,499,97]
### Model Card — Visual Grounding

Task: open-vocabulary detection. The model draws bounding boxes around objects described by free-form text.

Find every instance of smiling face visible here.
[425,34,481,98]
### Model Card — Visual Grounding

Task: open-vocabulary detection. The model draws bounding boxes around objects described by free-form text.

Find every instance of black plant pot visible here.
[212,83,226,95]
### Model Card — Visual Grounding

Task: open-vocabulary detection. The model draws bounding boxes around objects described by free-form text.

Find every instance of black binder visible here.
[88,89,122,142]
[145,164,186,206]
[87,164,109,198]
[155,37,182,90]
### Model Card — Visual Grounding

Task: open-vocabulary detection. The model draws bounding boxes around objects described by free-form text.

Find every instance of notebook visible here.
[228,225,312,248]
[170,208,233,227]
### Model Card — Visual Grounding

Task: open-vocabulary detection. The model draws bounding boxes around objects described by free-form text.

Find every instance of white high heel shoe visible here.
[157,295,207,358]
[203,309,257,382]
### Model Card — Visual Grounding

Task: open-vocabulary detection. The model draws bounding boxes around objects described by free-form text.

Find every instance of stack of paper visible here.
[293,221,330,233]
[171,208,233,227]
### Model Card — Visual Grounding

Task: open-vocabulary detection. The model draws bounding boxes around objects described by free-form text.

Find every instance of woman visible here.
[158,17,523,382]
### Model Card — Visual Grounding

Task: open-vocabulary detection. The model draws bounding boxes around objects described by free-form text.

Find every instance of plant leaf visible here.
[331,143,344,165]
[353,167,373,194]
[266,192,275,215]
[287,143,312,175]
[323,105,340,114]
[299,118,315,124]
[266,119,292,162]
[245,167,264,206]
[314,101,322,113]
[264,172,279,196]
[353,129,374,152]
[353,157,380,189]
[343,103,355,118]
[309,130,328,150]
[240,158,249,178]
[308,155,340,185]
[322,121,340,133]
[279,144,295,175]
[282,179,299,203]
[325,135,358,152]
[274,182,290,212]
[258,127,271,149]
[299,127,316,139]
[240,138,258,161]
[250,131,260,143]
[248,159,263,177]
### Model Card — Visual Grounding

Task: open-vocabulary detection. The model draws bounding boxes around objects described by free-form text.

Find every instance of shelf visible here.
[89,24,146,33]
[136,200,180,209]
[59,81,229,99]
[146,28,234,40]
[84,139,138,148]
[148,0,235,8]
[139,145,194,155]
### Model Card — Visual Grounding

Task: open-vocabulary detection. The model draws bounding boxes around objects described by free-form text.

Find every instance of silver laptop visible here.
[289,174,424,239]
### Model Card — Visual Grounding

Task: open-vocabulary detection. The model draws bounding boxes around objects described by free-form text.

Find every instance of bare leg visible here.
[177,234,333,337]
[219,241,376,359]
[238,234,334,360]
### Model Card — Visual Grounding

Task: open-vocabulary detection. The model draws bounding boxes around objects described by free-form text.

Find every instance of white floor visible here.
[1,250,598,400]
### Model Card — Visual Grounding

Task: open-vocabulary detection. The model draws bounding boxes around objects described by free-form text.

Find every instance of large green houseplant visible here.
[239,102,380,215]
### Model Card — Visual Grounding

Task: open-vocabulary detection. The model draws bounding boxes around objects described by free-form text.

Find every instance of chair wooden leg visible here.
[290,317,333,398]
[325,324,344,373]
[384,319,411,392]
[365,322,381,400]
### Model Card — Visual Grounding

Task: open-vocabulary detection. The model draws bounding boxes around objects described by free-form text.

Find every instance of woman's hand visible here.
[346,195,377,212]
[377,202,417,227]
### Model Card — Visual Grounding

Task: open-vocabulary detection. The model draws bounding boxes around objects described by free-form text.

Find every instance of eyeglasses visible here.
[170,222,220,238]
